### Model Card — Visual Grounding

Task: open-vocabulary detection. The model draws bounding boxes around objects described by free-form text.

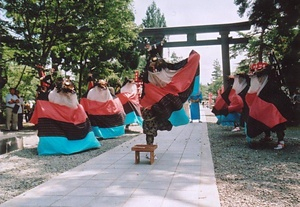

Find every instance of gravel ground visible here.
[208,123,300,207]
[0,125,142,204]
[1,122,299,206]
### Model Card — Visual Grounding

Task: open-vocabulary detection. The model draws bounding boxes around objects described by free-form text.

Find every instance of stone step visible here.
[0,135,24,155]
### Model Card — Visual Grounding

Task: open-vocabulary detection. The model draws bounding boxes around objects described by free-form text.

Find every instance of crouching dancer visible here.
[140,39,200,157]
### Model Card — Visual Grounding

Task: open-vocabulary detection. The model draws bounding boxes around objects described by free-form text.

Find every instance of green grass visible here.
[207,122,300,206]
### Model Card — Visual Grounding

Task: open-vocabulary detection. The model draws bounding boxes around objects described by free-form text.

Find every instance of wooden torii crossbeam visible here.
[139,21,251,89]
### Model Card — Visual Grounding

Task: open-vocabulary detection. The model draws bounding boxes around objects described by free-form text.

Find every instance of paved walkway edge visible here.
[1,108,221,207]
[199,121,221,207]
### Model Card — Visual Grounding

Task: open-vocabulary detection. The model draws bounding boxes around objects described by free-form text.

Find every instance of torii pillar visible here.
[220,31,230,89]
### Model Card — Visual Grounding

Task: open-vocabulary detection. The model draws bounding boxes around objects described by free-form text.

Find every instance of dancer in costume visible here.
[87,72,95,91]
[82,72,96,98]
[30,78,100,155]
[188,92,203,123]
[188,59,202,123]
[80,79,126,139]
[245,62,293,150]
[140,45,200,146]
[231,73,250,130]
[116,77,143,129]
[212,76,244,131]
[243,64,271,145]
[39,67,57,91]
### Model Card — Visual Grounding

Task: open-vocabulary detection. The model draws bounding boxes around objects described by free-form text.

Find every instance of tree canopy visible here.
[0,0,141,97]
[141,1,167,45]
[233,0,300,94]
[142,1,166,28]
[134,1,167,77]
[208,59,223,95]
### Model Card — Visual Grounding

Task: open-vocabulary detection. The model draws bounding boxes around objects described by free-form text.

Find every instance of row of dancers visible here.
[31,76,142,155]
[30,49,201,155]
[212,62,293,150]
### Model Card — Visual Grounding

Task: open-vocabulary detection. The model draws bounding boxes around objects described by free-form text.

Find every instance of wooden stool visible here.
[131,144,158,165]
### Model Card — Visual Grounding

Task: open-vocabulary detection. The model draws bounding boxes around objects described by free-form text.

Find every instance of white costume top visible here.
[232,75,248,95]
[87,86,113,102]
[247,75,268,95]
[48,88,79,109]
[120,82,138,96]
[148,68,179,88]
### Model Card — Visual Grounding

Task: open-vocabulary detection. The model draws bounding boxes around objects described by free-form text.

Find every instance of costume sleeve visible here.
[227,92,243,113]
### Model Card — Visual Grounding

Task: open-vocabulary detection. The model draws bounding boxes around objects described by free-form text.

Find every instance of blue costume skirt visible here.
[216,112,241,127]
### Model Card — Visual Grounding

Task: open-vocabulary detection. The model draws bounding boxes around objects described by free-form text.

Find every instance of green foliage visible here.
[169,52,183,63]
[211,59,222,81]
[2,63,39,102]
[141,1,167,45]
[142,1,167,28]
[208,77,223,96]
[232,0,300,91]
[199,84,209,100]
[0,0,141,98]
[208,59,223,96]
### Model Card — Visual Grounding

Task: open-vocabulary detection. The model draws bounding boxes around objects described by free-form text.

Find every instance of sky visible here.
[132,0,249,84]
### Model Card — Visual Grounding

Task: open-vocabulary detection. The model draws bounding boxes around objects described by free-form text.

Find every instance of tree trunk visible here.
[258,27,266,62]
[14,65,27,89]
[78,64,84,98]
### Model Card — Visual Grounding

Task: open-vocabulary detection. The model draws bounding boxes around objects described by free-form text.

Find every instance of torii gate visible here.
[139,21,251,89]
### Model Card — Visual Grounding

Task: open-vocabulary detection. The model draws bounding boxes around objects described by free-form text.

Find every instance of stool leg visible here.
[150,151,154,164]
[135,151,140,164]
